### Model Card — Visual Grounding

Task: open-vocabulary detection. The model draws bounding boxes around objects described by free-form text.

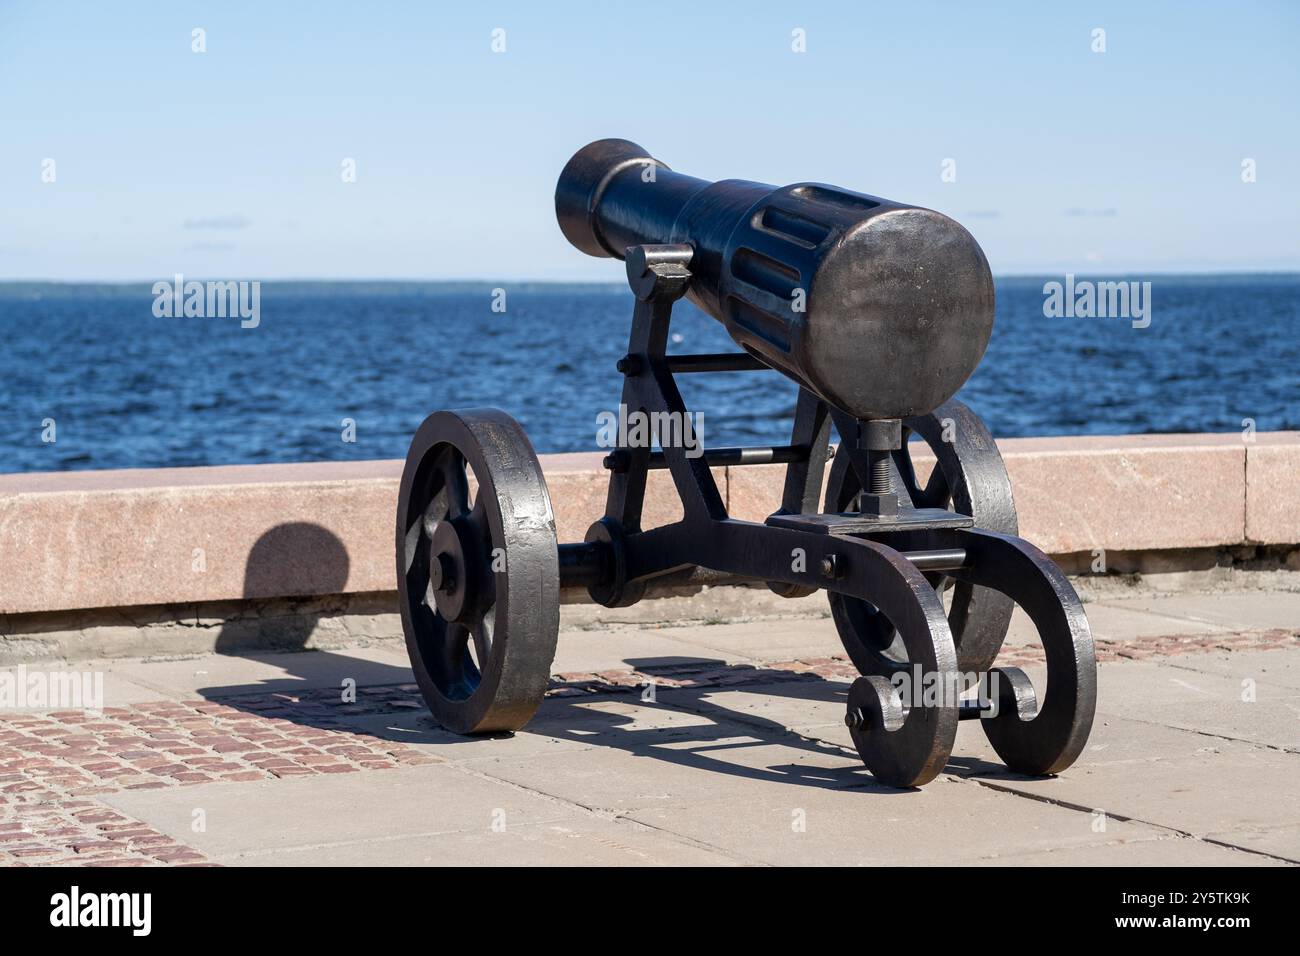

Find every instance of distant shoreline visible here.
[2,271,1299,298]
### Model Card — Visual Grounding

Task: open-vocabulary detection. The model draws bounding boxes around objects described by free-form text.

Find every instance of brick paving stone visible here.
[12,847,64,859]
[151,849,206,863]
[219,771,264,782]
[268,766,316,777]
[171,772,213,784]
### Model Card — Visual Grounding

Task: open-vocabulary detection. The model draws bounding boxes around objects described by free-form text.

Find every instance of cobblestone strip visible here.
[0,801,210,866]
[0,696,437,804]
[1090,627,1298,662]
[1,692,440,866]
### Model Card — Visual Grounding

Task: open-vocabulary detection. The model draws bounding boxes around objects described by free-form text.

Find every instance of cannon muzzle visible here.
[555,138,995,421]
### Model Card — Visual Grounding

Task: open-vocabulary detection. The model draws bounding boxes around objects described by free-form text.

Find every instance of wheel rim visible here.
[396,409,559,734]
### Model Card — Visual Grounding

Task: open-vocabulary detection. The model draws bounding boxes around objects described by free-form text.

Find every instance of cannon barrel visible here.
[555,138,995,422]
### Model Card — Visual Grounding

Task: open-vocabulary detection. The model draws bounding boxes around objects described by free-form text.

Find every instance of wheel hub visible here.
[428,518,481,624]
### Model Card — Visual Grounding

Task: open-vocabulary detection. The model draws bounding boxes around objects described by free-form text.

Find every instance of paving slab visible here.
[658,670,1033,753]
[657,666,1299,863]
[989,835,1287,866]
[340,710,590,762]
[261,816,743,866]
[1091,659,1300,751]
[650,677,855,738]
[1003,602,1223,649]
[465,729,869,814]
[340,695,725,763]
[549,624,774,673]
[0,662,165,709]
[523,694,752,750]
[622,774,1167,866]
[650,593,1236,661]
[1095,592,1300,632]
[946,715,1299,860]
[103,644,414,700]
[628,618,845,663]
[1203,824,1300,862]
[1159,648,1300,691]
[99,759,739,866]
[448,697,1167,866]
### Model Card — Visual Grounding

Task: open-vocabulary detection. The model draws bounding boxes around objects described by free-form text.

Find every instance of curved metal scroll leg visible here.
[948,529,1097,775]
[830,538,961,787]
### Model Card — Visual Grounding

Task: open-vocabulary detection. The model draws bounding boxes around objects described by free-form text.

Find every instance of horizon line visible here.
[2,268,1299,286]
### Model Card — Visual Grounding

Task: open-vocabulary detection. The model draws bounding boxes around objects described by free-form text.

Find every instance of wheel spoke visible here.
[470,608,494,669]
[919,463,952,510]
[467,494,489,532]
[444,622,472,678]
[923,570,954,592]
[894,439,951,510]
[893,446,923,507]
[423,448,471,538]
[404,521,430,590]
[440,450,472,519]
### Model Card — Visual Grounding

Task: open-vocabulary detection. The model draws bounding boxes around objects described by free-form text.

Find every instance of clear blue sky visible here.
[1,0,1297,280]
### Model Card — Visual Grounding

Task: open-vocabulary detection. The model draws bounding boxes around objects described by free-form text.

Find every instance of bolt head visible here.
[429,552,455,593]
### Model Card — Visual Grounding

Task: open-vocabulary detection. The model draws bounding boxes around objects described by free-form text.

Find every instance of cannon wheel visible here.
[396,408,559,735]
[825,399,1018,675]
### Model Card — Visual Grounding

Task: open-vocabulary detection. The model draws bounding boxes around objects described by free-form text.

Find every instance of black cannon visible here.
[396,139,1097,787]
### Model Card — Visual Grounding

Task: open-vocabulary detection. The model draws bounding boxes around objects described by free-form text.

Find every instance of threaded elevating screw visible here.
[867,449,893,496]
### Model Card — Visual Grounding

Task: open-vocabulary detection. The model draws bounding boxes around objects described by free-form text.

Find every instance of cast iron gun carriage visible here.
[396,139,1097,787]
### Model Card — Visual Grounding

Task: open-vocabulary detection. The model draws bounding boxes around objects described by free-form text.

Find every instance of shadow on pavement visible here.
[199,521,412,697]
[193,527,908,791]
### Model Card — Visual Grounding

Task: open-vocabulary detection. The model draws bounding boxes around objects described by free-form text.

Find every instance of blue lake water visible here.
[1,275,1296,474]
